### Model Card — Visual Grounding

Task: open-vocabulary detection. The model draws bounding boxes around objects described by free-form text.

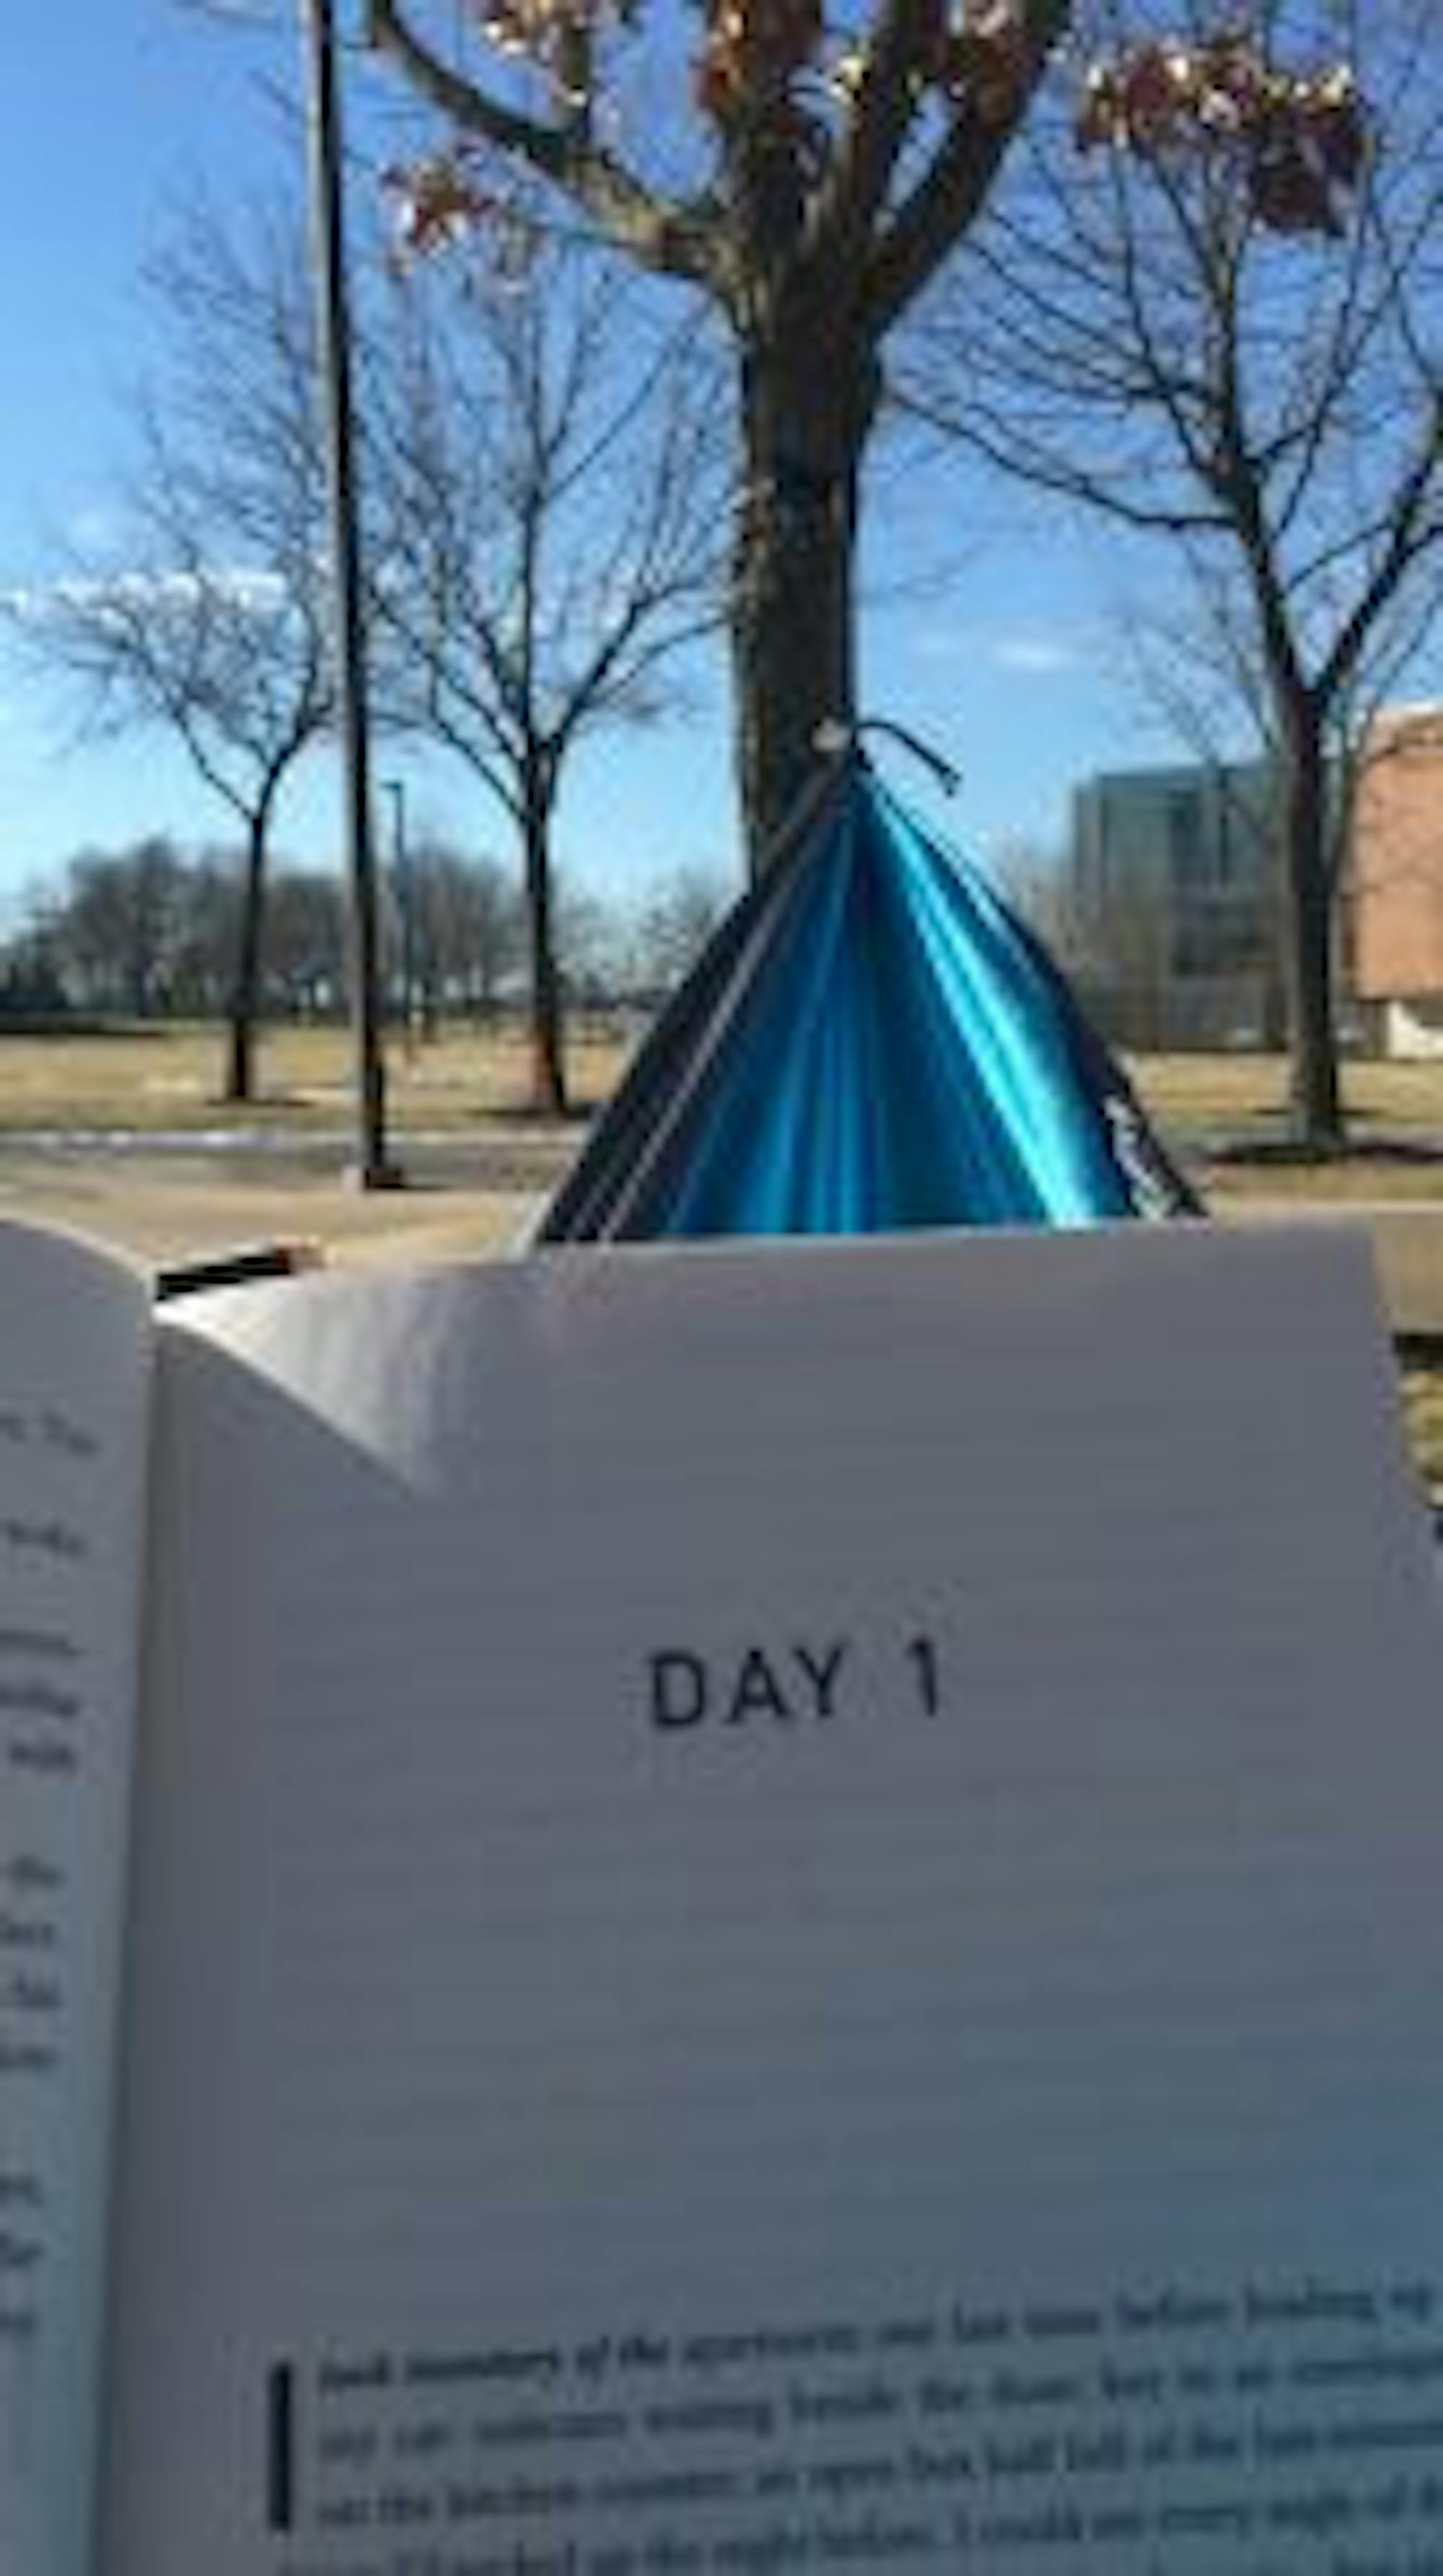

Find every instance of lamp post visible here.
[384,776,416,1058]
[300,0,400,1186]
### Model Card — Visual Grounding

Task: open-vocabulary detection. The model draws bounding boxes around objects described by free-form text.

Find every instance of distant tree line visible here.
[0,836,729,1034]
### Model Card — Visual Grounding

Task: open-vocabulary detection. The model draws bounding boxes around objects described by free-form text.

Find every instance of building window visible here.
[1168,791,1206,889]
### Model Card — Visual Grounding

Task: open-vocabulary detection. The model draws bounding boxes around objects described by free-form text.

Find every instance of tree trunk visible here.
[523,756,566,1117]
[1276,700,1343,1151]
[732,335,871,872]
[225,805,270,1104]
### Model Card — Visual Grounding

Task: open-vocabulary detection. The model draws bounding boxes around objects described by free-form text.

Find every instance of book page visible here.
[104,1226,1443,2576]
[0,1222,152,2576]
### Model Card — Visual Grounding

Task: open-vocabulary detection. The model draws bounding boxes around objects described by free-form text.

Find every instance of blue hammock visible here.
[538,752,1200,1242]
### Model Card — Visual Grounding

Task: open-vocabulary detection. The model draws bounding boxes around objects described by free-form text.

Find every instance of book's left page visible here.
[0,1223,153,2576]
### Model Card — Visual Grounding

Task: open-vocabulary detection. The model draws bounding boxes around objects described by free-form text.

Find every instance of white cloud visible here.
[65,505,120,553]
[991,633,1082,676]
[4,565,290,625]
[890,617,1088,676]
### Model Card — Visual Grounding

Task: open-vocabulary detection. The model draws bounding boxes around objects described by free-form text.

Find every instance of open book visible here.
[5,1214,1443,2576]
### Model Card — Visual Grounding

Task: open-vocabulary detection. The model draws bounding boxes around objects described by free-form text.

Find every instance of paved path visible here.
[0,1142,547,1270]
[4,1134,1443,1336]
[1219,1198,1443,1336]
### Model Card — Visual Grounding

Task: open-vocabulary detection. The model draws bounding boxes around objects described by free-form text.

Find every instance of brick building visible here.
[1349,706,1443,1059]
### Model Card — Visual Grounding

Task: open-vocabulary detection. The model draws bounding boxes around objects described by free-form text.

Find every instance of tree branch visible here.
[864,0,1071,339]
[809,0,940,276]
[1317,396,1443,704]
[364,0,725,294]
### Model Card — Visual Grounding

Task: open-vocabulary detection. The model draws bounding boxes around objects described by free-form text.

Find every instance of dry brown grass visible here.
[1128,1050,1443,1133]
[6,1026,1443,1157]
[1399,1370,1443,1505]
[1130,1052,1443,1203]
[0,1021,631,1133]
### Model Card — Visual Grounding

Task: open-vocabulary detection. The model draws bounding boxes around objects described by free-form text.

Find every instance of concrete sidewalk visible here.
[4,1142,1443,1337]
[0,1146,541,1271]
[1221,1199,1443,1338]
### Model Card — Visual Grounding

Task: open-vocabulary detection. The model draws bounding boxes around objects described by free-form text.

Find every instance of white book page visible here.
[0,1223,152,2576]
[104,1226,1443,2576]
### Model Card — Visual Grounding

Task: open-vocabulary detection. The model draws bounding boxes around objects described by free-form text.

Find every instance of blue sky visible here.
[0,0,1196,932]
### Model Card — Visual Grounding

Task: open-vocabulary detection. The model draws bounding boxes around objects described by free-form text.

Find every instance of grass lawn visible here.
[1132,1052,1443,1199]
[1401,1368,1443,1510]
[4,1022,1443,1161]
[1130,1050,1443,1133]
[0,1020,630,1133]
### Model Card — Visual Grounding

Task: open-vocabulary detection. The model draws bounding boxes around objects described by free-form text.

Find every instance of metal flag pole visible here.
[301,0,399,1187]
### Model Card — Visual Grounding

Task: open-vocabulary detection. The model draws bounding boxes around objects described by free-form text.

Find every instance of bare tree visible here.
[991,830,1081,957]
[365,234,723,1110]
[41,841,192,1019]
[263,867,350,1019]
[556,878,630,1011]
[901,2,1443,1146]
[4,198,333,1101]
[626,865,734,996]
[996,826,1185,1042]
[363,1,1359,871]
[1118,524,1443,1018]
[397,841,525,1021]
[168,851,248,1018]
